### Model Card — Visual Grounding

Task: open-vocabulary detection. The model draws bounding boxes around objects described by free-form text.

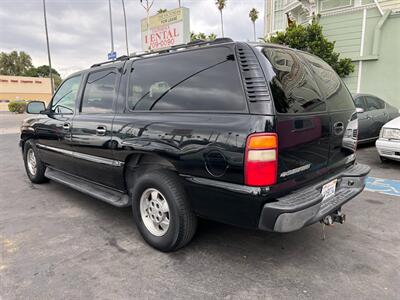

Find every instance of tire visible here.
[379,156,388,163]
[23,140,48,184]
[131,169,197,252]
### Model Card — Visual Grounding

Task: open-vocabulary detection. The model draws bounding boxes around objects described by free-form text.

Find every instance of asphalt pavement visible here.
[1,113,399,299]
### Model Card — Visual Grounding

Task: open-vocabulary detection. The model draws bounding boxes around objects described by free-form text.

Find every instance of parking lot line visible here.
[365,177,400,197]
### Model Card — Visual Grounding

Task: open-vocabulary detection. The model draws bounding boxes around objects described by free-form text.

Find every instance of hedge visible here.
[8,101,27,114]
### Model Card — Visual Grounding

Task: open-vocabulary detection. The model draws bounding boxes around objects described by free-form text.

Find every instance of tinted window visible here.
[353,96,366,109]
[51,75,81,114]
[365,96,385,111]
[127,46,246,112]
[261,47,326,114]
[81,69,117,114]
[298,52,355,111]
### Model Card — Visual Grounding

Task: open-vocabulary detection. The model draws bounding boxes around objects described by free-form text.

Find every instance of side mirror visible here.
[26,101,46,114]
[356,107,364,114]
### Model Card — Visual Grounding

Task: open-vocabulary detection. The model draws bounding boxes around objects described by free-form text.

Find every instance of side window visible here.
[51,75,82,114]
[365,96,385,111]
[261,47,326,114]
[354,96,366,110]
[81,69,117,114]
[127,46,247,112]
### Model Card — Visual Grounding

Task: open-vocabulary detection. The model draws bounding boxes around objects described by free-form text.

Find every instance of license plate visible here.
[321,179,338,200]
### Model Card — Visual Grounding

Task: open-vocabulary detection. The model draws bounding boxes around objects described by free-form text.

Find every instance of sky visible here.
[0,0,266,78]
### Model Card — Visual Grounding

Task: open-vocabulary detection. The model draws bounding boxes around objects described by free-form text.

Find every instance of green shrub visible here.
[8,101,27,114]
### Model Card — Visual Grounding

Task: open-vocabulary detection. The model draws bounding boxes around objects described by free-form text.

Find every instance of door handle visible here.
[63,123,71,131]
[96,125,107,136]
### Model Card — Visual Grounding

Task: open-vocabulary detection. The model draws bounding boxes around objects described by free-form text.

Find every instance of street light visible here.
[108,0,115,58]
[122,0,129,55]
[140,0,154,50]
[42,0,54,94]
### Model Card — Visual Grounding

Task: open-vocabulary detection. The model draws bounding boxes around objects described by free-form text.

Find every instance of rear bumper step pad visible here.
[258,163,371,232]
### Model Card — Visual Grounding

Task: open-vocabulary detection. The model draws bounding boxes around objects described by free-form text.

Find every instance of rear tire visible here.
[23,140,48,184]
[131,169,197,252]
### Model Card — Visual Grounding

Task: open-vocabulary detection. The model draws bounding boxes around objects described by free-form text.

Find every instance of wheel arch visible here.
[123,153,177,191]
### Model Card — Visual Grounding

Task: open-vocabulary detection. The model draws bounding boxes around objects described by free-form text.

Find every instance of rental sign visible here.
[141,7,190,51]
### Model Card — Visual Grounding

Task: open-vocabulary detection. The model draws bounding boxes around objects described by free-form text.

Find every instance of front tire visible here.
[131,170,197,252]
[23,140,47,184]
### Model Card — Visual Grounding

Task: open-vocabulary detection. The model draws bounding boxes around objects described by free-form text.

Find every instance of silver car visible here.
[353,93,399,143]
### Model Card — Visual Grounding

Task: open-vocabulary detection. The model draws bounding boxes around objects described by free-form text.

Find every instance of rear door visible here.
[70,66,123,188]
[298,52,357,169]
[260,47,331,184]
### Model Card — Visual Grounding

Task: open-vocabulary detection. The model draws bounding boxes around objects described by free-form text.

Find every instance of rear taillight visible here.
[244,133,278,186]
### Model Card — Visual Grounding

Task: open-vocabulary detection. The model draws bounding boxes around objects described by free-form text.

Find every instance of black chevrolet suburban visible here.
[20,39,370,251]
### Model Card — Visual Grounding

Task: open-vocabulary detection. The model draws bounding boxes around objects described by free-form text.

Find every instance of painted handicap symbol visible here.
[365,177,400,197]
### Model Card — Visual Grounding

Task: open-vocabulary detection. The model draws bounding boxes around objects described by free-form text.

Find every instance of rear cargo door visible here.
[260,47,331,184]
[298,52,357,170]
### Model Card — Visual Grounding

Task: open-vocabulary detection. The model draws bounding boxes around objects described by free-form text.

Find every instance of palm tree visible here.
[208,33,217,40]
[249,8,259,42]
[215,0,227,38]
[0,51,33,76]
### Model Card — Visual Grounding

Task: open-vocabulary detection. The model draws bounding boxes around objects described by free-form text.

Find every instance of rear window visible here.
[260,47,354,113]
[127,46,247,112]
[298,52,354,111]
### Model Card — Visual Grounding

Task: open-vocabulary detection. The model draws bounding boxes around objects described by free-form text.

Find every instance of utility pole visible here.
[121,0,129,55]
[108,0,115,57]
[140,0,154,50]
[42,0,54,93]
[178,0,181,7]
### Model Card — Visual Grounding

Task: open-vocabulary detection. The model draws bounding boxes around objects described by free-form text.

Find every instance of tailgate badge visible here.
[280,164,311,178]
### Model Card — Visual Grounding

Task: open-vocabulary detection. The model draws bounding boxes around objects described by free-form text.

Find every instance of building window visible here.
[273,0,285,31]
[320,0,353,12]
[361,0,374,5]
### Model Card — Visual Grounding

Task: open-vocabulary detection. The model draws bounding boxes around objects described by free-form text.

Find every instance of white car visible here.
[376,116,400,162]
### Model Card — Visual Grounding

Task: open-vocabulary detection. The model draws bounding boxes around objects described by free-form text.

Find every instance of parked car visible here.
[353,93,399,143]
[20,39,370,251]
[376,116,400,162]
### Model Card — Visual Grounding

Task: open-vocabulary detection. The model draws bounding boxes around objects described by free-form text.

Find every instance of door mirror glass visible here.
[26,101,46,114]
[356,107,364,114]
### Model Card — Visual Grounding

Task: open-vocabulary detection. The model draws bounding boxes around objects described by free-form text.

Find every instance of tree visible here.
[190,32,217,42]
[157,9,167,14]
[215,0,227,38]
[249,8,259,42]
[0,51,33,76]
[25,65,62,88]
[264,16,354,78]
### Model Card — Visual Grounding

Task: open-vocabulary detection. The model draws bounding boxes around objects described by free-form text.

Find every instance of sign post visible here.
[141,7,190,51]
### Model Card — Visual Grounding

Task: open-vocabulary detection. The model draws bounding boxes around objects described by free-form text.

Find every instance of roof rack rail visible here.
[90,37,234,68]
[90,55,129,68]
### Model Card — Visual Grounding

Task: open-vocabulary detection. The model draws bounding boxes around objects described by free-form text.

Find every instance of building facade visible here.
[264,0,400,108]
[0,75,52,111]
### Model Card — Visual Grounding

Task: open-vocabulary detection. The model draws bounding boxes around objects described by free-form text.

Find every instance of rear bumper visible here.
[258,163,371,232]
[376,138,400,161]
